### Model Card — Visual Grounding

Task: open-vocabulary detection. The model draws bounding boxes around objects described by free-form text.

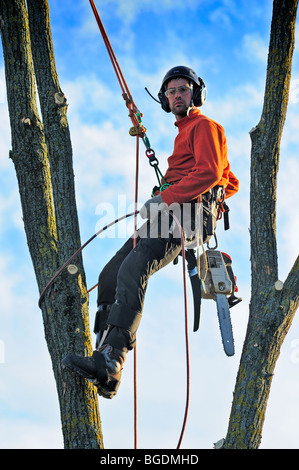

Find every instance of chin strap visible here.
[187,105,195,117]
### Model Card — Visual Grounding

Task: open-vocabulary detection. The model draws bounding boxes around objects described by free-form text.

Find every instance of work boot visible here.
[62,344,126,399]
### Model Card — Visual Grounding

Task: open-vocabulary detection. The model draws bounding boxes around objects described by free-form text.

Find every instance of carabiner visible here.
[146,148,159,166]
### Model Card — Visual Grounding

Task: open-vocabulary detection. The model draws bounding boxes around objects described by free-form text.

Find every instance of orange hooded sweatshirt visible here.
[160,108,239,206]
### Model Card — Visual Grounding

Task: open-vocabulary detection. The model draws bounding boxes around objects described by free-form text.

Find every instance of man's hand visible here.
[139,194,168,221]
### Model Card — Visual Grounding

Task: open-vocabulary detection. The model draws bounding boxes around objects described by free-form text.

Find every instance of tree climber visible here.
[62,66,239,399]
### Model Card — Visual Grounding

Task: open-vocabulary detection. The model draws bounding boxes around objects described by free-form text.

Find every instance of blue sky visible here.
[0,0,299,449]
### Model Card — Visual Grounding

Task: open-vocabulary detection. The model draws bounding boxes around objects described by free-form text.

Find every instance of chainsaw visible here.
[186,249,242,357]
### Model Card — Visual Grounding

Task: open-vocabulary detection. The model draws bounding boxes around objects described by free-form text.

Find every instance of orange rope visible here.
[89,0,142,131]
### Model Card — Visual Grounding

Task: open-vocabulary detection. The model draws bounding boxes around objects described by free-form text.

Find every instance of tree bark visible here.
[0,0,103,448]
[224,0,299,449]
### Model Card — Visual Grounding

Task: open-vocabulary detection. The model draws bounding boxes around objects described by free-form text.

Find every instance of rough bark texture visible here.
[0,0,103,448]
[224,0,299,449]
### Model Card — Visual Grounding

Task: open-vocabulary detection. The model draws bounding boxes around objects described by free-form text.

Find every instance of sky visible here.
[0,0,299,450]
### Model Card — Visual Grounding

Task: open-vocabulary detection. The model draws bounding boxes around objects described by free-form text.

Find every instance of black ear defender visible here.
[192,76,207,108]
[156,65,207,113]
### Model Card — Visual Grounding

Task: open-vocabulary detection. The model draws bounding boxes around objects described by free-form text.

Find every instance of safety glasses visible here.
[165,84,193,98]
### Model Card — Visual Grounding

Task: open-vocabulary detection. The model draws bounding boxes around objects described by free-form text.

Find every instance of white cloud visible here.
[70,118,156,210]
[63,74,116,117]
[240,33,268,63]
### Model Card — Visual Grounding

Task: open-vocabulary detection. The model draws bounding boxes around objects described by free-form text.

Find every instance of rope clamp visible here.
[129,125,147,137]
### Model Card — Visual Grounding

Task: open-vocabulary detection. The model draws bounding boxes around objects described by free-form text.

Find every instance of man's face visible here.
[165,78,192,119]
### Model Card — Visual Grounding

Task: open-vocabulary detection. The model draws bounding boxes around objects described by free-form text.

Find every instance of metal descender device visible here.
[186,249,242,357]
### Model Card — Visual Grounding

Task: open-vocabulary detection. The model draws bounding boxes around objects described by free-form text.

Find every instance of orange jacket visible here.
[160,108,239,206]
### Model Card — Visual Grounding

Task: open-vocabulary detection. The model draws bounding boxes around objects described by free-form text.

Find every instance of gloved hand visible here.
[139,194,168,221]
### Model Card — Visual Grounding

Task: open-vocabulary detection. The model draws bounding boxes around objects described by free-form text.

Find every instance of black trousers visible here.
[96,218,182,352]
[95,201,214,352]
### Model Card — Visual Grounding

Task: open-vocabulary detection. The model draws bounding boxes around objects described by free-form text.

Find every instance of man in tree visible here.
[63,66,239,399]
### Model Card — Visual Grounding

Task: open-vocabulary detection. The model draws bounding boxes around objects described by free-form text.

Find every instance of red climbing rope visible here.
[89,0,145,135]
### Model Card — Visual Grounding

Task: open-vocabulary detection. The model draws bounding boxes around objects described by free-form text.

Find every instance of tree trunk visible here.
[0,0,103,448]
[224,0,299,449]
